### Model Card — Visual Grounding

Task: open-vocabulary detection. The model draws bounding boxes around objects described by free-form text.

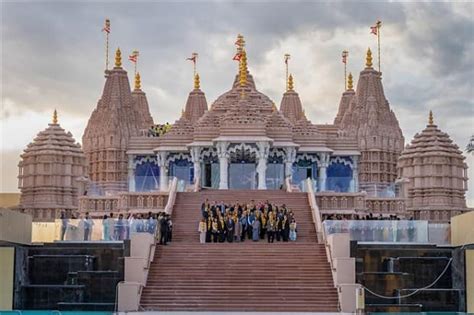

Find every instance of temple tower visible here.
[334,73,355,125]
[339,49,404,194]
[183,73,208,123]
[82,48,151,193]
[18,111,88,221]
[280,74,306,124]
[131,72,154,128]
[398,111,469,222]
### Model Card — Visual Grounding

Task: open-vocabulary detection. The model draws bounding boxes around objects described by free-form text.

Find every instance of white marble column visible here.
[318,153,330,192]
[216,142,229,190]
[128,154,136,192]
[351,155,359,193]
[157,151,168,191]
[256,141,270,190]
[190,147,202,189]
[284,147,296,183]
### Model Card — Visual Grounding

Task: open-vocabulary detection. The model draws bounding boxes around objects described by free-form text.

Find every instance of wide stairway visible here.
[140,190,338,312]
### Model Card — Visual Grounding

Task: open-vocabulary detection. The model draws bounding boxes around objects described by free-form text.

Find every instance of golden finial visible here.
[239,50,248,87]
[194,73,200,89]
[287,74,294,91]
[366,48,373,68]
[428,110,434,125]
[115,47,122,68]
[134,72,141,90]
[347,73,353,90]
[52,109,58,124]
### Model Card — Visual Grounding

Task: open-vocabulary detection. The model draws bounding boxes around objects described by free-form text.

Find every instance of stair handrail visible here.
[164,177,178,215]
[305,178,323,243]
[284,176,292,193]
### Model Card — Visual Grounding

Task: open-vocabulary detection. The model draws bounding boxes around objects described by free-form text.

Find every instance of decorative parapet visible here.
[78,191,169,215]
[316,192,366,212]
[365,197,406,215]
[316,192,406,217]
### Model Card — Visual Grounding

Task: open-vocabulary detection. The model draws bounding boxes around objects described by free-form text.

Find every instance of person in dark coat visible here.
[282,215,290,242]
[226,216,234,242]
[160,216,169,245]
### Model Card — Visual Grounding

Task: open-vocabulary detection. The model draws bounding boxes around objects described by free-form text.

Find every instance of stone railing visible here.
[365,197,406,215]
[79,191,169,216]
[306,179,363,313]
[315,192,406,217]
[316,192,366,212]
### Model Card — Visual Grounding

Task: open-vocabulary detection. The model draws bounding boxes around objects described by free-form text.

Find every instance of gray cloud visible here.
[1,1,473,204]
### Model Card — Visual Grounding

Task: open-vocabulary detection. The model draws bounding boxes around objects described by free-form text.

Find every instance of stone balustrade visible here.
[316,192,406,217]
[79,192,169,216]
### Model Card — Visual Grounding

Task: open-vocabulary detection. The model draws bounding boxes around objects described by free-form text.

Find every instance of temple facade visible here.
[126,48,360,194]
[15,34,471,222]
[17,111,88,220]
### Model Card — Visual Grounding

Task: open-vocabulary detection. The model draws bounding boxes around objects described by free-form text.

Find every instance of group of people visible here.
[59,211,173,244]
[198,200,298,244]
[147,123,171,137]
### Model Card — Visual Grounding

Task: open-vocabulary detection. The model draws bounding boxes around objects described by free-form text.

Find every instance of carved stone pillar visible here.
[216,142,229,190]
[128,154,136,192]
[256,141,270,190]
[284,147,296,182]
[157,151,168,191]
[190,147,202,189]
[318,153,330,192]
[351,155,359,193]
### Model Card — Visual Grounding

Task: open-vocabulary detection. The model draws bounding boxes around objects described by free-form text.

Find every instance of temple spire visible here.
[115,48,122,68]
[429,110,434,125]
[134,72,141,90]
[365,48,373,68]
[347,72,353,90]
[287,74,294,91]
[52,109,58,124]
[194,73,200,89]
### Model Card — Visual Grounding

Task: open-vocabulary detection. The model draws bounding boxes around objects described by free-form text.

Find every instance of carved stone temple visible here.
[16,35,471,222]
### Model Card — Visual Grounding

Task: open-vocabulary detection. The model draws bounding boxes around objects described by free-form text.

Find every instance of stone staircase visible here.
[140,190,338,312]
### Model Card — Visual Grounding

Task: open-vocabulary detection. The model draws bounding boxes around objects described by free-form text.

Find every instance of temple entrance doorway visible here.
[266,162,284,189]
[229,163,257,189]
[228,144,257,190]
[202,162,219,189]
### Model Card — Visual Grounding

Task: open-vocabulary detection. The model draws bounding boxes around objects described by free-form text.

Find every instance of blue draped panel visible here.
[170,158,193,184]
[135,160,160,192]
[327,162,352,192]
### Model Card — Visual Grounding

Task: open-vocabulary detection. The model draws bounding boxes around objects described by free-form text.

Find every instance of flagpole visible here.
[344,61,347,90]
[285,54,290,91]
[105,29,109,70]
[377,21,381,72]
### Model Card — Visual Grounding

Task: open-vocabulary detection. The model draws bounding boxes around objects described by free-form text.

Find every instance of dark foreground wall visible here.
[351,242,473,312]
[0,241,129,311]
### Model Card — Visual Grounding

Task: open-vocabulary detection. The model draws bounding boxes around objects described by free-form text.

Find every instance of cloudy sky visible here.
[1,1,473,204]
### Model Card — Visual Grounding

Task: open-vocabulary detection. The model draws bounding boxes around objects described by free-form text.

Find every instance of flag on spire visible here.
[342,50,348,64]
[284,53,290,65]
[187,52,198,63]
[128,50,139,63]
[102,19,111,33]
[370,20,382,35]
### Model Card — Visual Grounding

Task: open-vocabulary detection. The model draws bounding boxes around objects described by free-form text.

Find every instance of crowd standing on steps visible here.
[198,200,298,244]
[59,210,173,243]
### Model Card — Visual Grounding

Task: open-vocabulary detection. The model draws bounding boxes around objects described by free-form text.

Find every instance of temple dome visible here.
[183,74,208,123]
[398,111,468,222]
[18,113,88,220]
[131,72,154,128]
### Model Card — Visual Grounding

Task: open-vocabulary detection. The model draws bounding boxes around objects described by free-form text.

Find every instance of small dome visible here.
[22,123,85,158]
